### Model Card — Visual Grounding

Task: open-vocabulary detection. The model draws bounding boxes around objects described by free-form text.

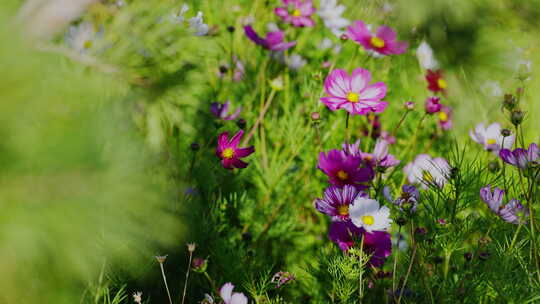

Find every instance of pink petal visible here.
[346,20,371,41]
[324,69,351,97]
[321,97,347,110]
[360,82,387,100]
[274,7,289,18]
[232,158,249,169]
[387,41,408,55]
[217,132,229,151]
[236,146,255,157]
[350,68,371,92]
[229,130,244,147]
[376,26,397,41]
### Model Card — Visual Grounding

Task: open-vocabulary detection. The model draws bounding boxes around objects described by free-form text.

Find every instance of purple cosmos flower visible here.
[499,200,528,225]
[479,185,528,224]
[244,25,296,51]
[499,143,539,169]
[216,130,255,169]
[328,221,391,267]
[211,101,242,121]
[274,0,316,27]
[425,96,442,114]
[220,283,248,304]
[470,122,515,154]
[383,184,419,213]
[318,149,374,189]
[359,139,400,169]
[403,154,450,189]
[346,20,408,57]
[479,185,504,213]
[314,185,365,221]
[342,139,362,157]
[320,68,388,115]
[438,106,453,130]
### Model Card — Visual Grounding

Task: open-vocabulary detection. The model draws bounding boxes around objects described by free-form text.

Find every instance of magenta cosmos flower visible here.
[328,221,391,267]
[216,130,255,169]
[318,149,374,189]
[425,96,442,114]
[321,68,388,115]
[274,0,316,27]
[499,143,539,169]
[346,20,408,56]
[438,106,453,130]
[315,185,365,221]
[244,25,296,51]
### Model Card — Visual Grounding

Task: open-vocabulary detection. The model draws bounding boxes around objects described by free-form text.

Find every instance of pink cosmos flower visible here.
[220,283,248,304]
[314,185,365,221]
[216,130,255,169]
[211,101,242,121]
[320,68,388,115]
[359,139,400,169]
[346,20,408,56]
[274,0,316,27]
[469,122,515,154]
[438,106,453,130]
[426,69,447,93]
[403,154,450,189]
[425,96,442,114]
[244,25,296,51]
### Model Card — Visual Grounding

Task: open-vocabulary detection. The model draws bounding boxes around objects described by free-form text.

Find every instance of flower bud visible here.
[511,109,525,126]
[396,217,407,226]
[311,112,320,121]
[236,118,246,129]
[192,258,208,272]
[503,94,517,111]
[500,129,512,137]
[187,242,197,253]
[404,101,415,110]
[464,252,473,261]
[488,160,500,173]
[226,25,235,33]
[190,142,200,151]
[340,33,348,41]
[478,251,490,261]
[219,65,228,74]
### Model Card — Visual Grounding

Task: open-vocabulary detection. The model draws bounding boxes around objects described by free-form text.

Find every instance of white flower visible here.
[481,81,503,97]
[286,54,307,70]
[416,40,438,70]
[349,197,391,233]
[469,122,514,154]
[132,291,142,304]
[317,0,350,37]
[220,283,248,304]
[170,4,189,23]
[65,21,97,53]
[266,22,280,33]
[188,11,209,36]
[403,154,450,189]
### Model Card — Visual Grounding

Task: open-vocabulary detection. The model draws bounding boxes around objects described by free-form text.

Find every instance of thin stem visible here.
[159,263,173,304]
[359,234,365,303]
[397,244,417,304]
[345,112,351,141]
[242,89,277,146]
[392,226,402,292]
[181,251,194,304]
[509,223,523,252]
[392,111,410,137]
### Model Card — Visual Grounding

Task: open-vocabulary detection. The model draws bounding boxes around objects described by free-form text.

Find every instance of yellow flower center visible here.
[292,9,302,17]
[422,170,433,182]
[346,92,359,103]
[438,111,448,122]
[487,138,497,145]
[364,155,373,161]
[362,215,375,226]
[83,40,93,49]
[368,113,375,121]
[437,78,447,89]
[337,205,349,216]
[337,170,349,180]
[370,36,385,48]
[222,148,235,159]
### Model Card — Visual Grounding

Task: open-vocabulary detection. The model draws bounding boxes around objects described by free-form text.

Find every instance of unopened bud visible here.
[501,129,511,137]
[219,65,228,74]
[226,25,235,33]
[311,112,320,121]
[404,101,415,110]
[190,142,200,151]
[396,217,407,226]
[488,160,500,173]
[503,94,517,111]
[236,118,247,129]
[511,109,525,126]
[340,33,348,41]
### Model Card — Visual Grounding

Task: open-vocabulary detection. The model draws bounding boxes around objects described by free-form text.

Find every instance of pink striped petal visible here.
[324,69,351,98]
[350,68,371,92]
[360,82,387,100]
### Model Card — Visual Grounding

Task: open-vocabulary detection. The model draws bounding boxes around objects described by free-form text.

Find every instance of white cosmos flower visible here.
[286,54,307,70]
[416,40,438,70]
[403,154,450,189]
[469,122,515,154]
[188,11,209,36]
[65,21,97,53]
[318,0,350,37]
[349,197,391,233]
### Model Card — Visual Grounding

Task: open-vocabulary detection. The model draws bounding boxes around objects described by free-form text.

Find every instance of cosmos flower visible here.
[499,143,539,169]
[480,185,528,225]
[426,69,447,93]
[274,0,316,27]
[425,96,442,114]
[286,53,307,70]
[211,101,242,121]
[315,185,365,221]
[317,0,350,36]
[346,20,408,56]
[65,21,98,53]
[217,56,245,82]
[349,197,392,233]
[342,139,362,157]
[328,221,392,267]
[318,149,374,189]
[271,271,296,288]
[469,123,515,154]
[403,154,450,189]
[479,185,504,213]
[216,130,255,169]
[383,184,419,213]
[320,68,388,115]
[220,283,248,304]
[244,25,296,51]
[170,5,209,36]
[416,40,438,70]
[359,139,400,169]
[438,106,453,130]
